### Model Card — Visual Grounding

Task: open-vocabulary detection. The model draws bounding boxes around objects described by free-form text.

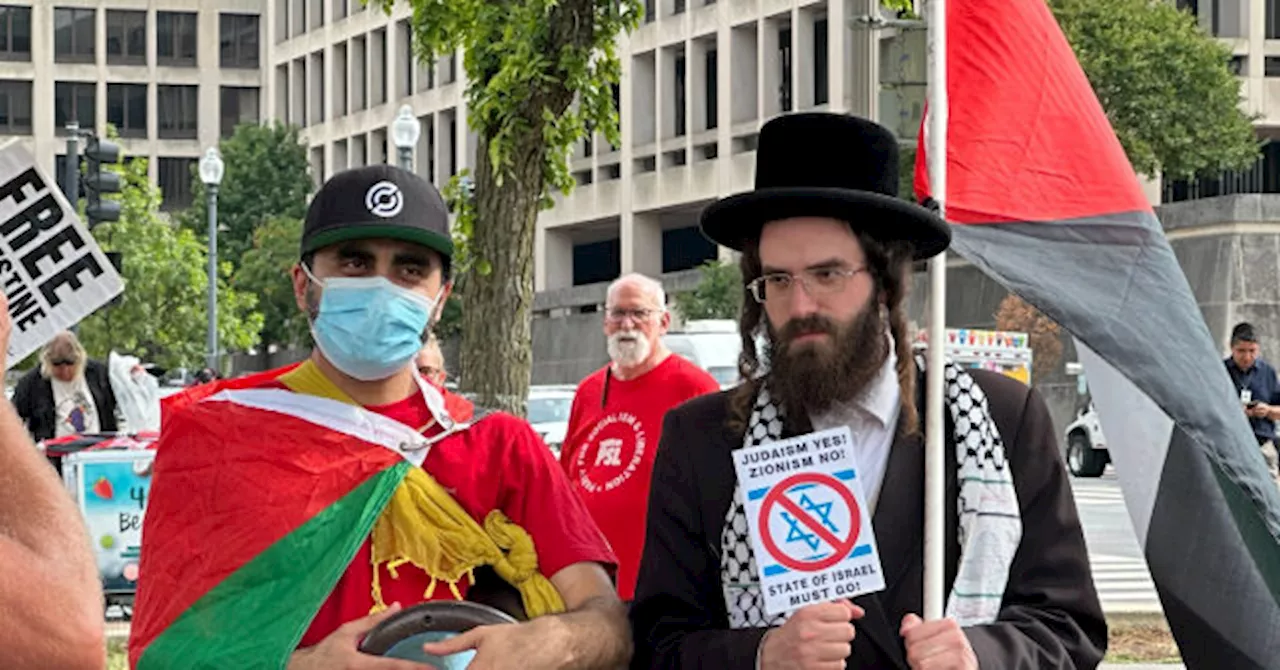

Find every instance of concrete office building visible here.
[262,1,473,203]
[0,1,264,212]
[269,0,906,287]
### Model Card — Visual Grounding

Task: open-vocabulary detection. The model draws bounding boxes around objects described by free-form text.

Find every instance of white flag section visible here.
[1074,339,1174,542]
[0,140,123,367]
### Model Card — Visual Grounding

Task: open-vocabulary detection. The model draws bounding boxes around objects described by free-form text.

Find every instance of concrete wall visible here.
[1159,194,1280,365]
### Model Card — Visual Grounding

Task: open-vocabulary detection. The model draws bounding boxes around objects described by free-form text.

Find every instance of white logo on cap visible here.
[365,181,404,218]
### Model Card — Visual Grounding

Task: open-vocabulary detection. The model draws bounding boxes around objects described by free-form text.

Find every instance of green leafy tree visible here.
[78,157,263,371]
[235,216,309,348]
[1049,0,1258,179]
[181,122,314,264]
[676,260,743,321]
[376,0,642,413]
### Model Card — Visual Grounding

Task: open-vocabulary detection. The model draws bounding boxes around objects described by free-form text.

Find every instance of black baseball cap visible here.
[300,164,453,260]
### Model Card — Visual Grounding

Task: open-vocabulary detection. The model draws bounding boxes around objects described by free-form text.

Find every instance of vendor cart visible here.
[47,433,158,620]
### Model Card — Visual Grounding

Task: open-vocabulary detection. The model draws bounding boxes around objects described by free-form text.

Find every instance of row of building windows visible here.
[276,19,458,129]
[1163,142,1280,203]
[0,5,259,68]
[274,0,368,44]
[315,112,458,187]
[641,0,719,24]
[0,79,258,139]
[1177,0,1280,41]
[571,226,718,286]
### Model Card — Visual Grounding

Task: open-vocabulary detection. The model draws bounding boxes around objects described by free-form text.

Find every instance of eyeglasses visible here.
[51,359,77,367]
[419,366,444,379]
[605,307,663,323]
[746,266,868,304]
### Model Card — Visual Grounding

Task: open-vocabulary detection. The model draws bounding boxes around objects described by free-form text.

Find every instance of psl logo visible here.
[575,413,647,493]
[595,438,624,467]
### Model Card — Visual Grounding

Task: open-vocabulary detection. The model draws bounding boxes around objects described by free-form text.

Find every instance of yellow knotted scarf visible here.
[278,361,565,618]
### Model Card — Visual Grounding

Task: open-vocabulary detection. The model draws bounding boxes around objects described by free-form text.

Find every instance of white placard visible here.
[733,426,886,616]
[0,140,124,367]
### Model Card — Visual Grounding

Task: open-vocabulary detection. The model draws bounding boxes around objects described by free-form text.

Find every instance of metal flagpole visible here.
[923,0,949,622]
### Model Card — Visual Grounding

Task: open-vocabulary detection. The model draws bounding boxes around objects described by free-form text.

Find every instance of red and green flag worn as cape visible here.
[128,368,433,668]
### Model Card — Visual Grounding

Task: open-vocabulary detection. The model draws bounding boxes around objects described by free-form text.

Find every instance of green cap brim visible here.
[300,224,454,259]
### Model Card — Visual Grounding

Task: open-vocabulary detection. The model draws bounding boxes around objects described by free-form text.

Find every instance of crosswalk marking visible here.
[1071,475,1128,506]
[1090,553,1162,613]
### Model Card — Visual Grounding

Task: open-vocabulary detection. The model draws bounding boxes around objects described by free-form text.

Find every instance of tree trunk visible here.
[457,134,545,416]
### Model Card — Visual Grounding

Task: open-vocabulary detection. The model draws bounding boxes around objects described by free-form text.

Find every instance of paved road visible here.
[1070,468,1163,614]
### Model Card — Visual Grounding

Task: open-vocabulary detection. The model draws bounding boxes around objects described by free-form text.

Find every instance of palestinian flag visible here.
[128,379,420,668]
[914,1,1280,666]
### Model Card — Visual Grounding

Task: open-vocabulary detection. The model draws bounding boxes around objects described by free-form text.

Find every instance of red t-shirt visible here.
[558,355,720,599]
[289,385,615,648]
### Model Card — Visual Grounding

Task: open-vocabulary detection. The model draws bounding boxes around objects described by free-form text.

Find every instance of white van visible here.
[663,319,743,389]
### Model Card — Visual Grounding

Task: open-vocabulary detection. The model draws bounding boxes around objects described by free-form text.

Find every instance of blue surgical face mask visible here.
[304,265,440,381]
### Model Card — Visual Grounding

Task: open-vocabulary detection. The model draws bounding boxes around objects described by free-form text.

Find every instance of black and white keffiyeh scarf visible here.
[720,357,1023,628]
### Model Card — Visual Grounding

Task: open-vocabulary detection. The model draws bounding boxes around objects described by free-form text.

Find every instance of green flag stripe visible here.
[138,461,409,670]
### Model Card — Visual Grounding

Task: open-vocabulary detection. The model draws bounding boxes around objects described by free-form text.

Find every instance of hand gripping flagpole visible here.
[923,0,948,622]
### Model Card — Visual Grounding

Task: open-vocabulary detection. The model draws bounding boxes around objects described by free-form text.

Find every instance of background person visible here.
[12,331,118,441]
[1225,321,1280,482]
[559,273,720,601]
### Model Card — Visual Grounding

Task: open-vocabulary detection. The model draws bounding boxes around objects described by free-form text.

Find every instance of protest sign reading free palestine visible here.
[0,141,123,366]
[733,426,885,616]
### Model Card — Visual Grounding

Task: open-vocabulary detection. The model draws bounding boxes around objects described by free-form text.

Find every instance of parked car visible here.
[664,319,743,389]
[1063,402,1109,477]
[527,385,575,457]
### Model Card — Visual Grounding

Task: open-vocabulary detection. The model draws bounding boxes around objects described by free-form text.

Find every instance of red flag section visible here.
[911,1,1280,666]
[913,0,1149,224]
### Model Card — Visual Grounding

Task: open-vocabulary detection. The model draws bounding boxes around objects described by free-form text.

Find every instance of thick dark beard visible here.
[767,301,888,424]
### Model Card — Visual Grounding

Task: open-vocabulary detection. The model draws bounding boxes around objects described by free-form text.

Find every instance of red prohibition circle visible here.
[758,472,860,572]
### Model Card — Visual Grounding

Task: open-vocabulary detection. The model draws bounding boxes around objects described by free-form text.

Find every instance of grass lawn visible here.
[1104,612,1182,664]
[106,637,127,670]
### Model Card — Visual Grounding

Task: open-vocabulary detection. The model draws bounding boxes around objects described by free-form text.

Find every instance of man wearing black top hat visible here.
[629,113,1105,670]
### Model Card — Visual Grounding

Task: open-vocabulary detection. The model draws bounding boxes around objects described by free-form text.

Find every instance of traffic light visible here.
[82,136,121,228]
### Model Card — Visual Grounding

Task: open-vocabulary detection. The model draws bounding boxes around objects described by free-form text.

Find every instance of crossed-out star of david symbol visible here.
[781,492,840,552]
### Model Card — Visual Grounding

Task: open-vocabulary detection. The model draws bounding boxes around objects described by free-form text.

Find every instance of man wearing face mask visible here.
[130,165,630,670]
[559,273,720,602]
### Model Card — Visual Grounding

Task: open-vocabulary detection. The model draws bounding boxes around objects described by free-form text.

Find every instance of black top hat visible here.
[699,113,950,260]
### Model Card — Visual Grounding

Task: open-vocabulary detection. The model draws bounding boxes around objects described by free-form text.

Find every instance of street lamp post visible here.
[199,147,225,374]
[392,104,422,171]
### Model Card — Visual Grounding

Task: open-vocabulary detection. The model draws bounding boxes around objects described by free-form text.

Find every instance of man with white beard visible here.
[560,273,720,602]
